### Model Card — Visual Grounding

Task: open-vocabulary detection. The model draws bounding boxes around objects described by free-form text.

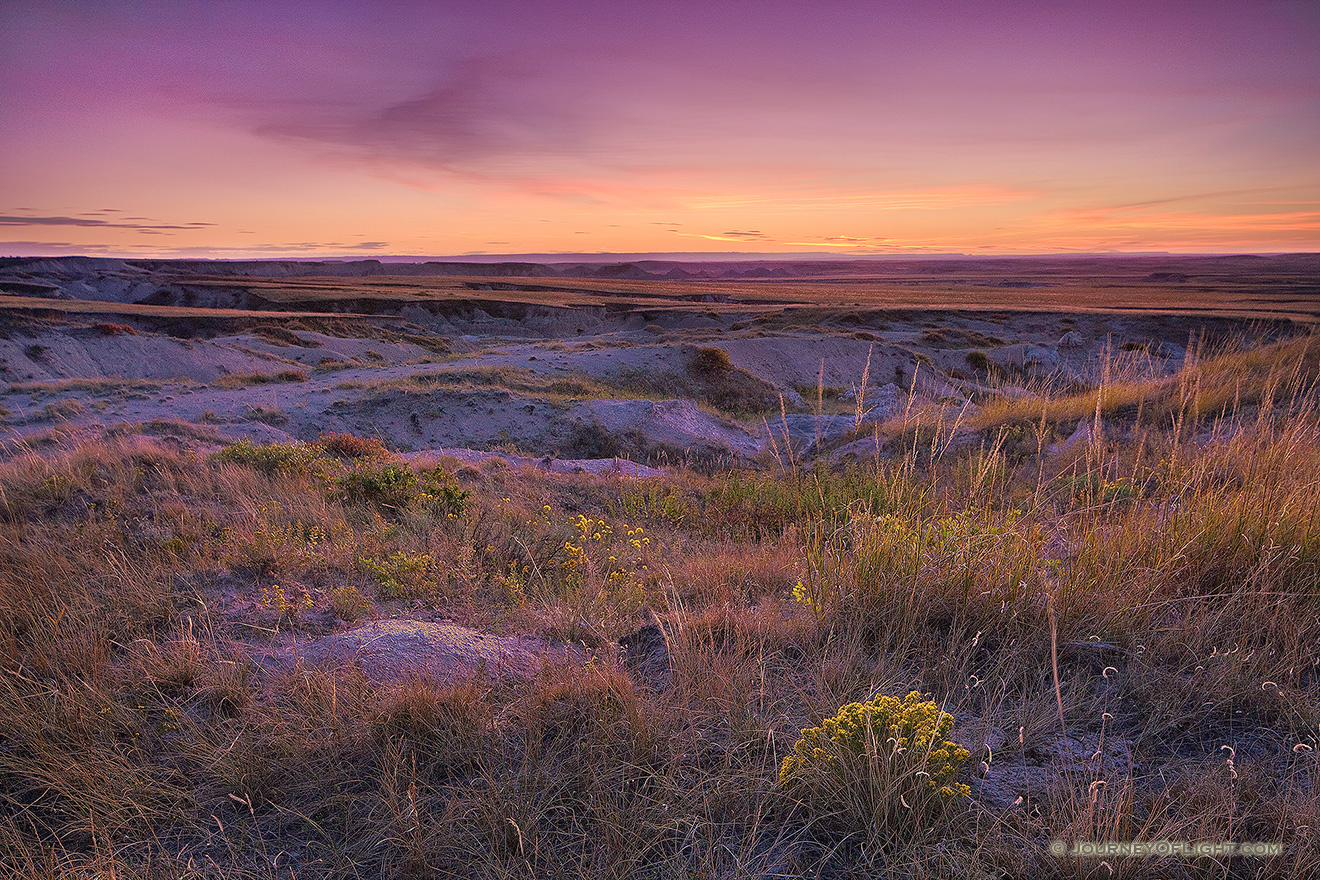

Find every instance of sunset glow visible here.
[3,0,1318,259]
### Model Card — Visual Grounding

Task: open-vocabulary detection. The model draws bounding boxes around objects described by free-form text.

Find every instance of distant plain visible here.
[2,254,1319,878]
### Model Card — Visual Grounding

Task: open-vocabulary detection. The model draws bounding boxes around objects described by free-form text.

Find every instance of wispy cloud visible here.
[256,58,585,174]
[670,229,776,243]
[0,214,213,232]
[783,235,889,248]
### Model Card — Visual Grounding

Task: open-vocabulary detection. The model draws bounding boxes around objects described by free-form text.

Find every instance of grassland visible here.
[2,327,1319,878]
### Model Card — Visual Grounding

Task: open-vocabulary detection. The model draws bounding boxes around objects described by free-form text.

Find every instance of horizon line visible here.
[6,249,1319,265]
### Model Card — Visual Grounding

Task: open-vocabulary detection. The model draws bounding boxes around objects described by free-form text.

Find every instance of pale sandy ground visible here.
[0,302,1198,464]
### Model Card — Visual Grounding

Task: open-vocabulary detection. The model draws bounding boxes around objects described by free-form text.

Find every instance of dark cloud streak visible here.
[0,215,213,231]
[256,58,585,173]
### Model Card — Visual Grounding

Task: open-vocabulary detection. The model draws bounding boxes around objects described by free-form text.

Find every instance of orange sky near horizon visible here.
[2,1,1318,260]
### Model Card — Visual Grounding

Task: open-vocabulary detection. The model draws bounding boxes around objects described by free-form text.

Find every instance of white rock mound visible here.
[293,619,583,684]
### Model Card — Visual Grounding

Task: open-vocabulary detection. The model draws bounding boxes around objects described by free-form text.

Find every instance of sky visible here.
[2,0,1318,259]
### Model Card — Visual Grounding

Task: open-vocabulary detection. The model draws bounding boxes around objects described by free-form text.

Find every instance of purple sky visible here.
[2,0,1318,257]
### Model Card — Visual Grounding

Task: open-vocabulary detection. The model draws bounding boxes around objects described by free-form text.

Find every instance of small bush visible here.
[779,691,970,832]
[258,582,313,620]
[211,439,324,475]
[335,462,418,511]
[419,465,471,517]
[965,350,992,372]
[688,346,734,378]
[316,432,390,460]
[361,550,434,599]
[329,585,375,622]
[562,422,623,459]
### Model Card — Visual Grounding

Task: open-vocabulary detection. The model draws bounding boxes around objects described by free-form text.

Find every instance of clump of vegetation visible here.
[216,369,309,388]
[781,691,970,794]
[561,421,623,458]
[38,398,85,421]
[316,431,390,460]
[360,550,435,599]
[334,461,469,515]
[240,403,288,425]
[780,691,970,831]
[211,438,469,517]
[334,461,420,510]
[251,324,321,347]
[211,438,324,475]
[329,584,375,622]
[258,581,314,621]
[687,345,734,379]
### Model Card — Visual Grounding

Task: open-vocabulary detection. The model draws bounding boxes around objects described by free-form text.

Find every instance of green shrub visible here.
[688,346,733,378]
[332,461,470,516]
[361,551,434,599]
[418,465,470,517]
[334,462,419,510]
[329,584,375,622]
[211,439,325,476]
[779,691,970,831]
[965,350,992,372]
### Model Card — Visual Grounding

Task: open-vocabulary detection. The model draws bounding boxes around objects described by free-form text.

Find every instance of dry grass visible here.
[215,369,310,389]
[1,332,1318,877]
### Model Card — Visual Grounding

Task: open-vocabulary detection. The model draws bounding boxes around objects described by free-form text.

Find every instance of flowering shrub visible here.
[361,550,435,599]
[779,691,970,830]
[558,512,650,590]
[223,500,332,576]
[259,582,314,620]
[519,507,654,619]
[417,465,470,517]
[212,439,326,476]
